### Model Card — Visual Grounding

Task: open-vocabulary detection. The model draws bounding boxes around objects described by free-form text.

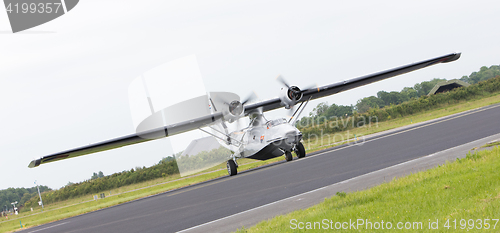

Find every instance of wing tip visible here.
[443,52,461,63]
[28,159,41,168]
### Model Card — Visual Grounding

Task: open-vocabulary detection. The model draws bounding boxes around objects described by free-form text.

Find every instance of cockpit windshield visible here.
[266,118,287,128]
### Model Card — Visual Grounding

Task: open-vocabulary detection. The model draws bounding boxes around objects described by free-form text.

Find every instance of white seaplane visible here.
[28,52,461,176]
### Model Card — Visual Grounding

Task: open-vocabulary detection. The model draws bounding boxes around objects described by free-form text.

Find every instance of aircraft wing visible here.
[244,52,461,113]
[28,112,224,168]
[29,52,460,168]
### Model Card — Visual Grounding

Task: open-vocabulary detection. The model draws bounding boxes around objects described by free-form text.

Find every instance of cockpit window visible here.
[266,118,287,128]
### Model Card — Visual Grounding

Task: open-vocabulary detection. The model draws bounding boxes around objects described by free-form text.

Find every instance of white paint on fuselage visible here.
[218,117,301,158]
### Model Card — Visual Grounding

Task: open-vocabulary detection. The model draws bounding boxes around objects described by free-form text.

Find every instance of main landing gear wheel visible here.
[285,151,293,162]
[227,160,237,176]
[295,142,306,158]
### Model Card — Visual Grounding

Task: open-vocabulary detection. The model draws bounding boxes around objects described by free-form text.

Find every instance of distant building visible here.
[428,79,470,95]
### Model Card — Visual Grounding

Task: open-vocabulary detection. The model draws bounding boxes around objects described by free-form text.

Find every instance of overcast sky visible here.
[1,0,499,190]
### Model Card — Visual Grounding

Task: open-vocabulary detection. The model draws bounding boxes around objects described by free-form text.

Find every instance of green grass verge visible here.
[2,93,499,232]
[236,146,500,232]
[482,141,500,148]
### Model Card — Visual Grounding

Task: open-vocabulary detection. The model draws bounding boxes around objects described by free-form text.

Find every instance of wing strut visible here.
[288,96,311,124]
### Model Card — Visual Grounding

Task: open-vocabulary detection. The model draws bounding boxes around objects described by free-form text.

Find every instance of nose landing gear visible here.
[285,151,293,161]
[284,142,306,162]
[227,159,238,176]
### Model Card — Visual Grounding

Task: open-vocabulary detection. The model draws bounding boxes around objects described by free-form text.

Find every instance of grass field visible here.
[1,93,499,232]
[235,146,500,233]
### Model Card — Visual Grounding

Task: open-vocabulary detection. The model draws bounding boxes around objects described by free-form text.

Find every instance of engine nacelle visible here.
[221,100,244,123]
[279,86,303,109]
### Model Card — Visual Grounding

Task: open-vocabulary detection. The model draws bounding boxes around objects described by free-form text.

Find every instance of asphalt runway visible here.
[22,103,500,233]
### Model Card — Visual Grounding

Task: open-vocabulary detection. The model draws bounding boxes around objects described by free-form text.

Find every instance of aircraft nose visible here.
[285,130,301,145]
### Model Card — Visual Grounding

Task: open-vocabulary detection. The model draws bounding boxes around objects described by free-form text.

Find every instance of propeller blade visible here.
[211,93,233,106]
[276,75,290,88]
[241,91,258,105]
[299,83,319,93]
[277,74,317,94]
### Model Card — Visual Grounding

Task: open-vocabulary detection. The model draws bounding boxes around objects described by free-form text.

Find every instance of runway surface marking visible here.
[27,222,69,233]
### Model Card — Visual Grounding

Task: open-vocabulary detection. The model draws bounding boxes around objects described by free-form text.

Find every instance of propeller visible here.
[214,92,256,111]
[236,92,258,130]
[276,75,317,121]
[212,91,258,130]
[276,75,317,97]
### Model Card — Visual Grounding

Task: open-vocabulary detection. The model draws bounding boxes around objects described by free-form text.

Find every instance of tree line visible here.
[295,78,446,127]
[0,186,51,212]
[355,78,446,113]
[22,147,231,209]
[460,65,500,84]
[22,156,179,209]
